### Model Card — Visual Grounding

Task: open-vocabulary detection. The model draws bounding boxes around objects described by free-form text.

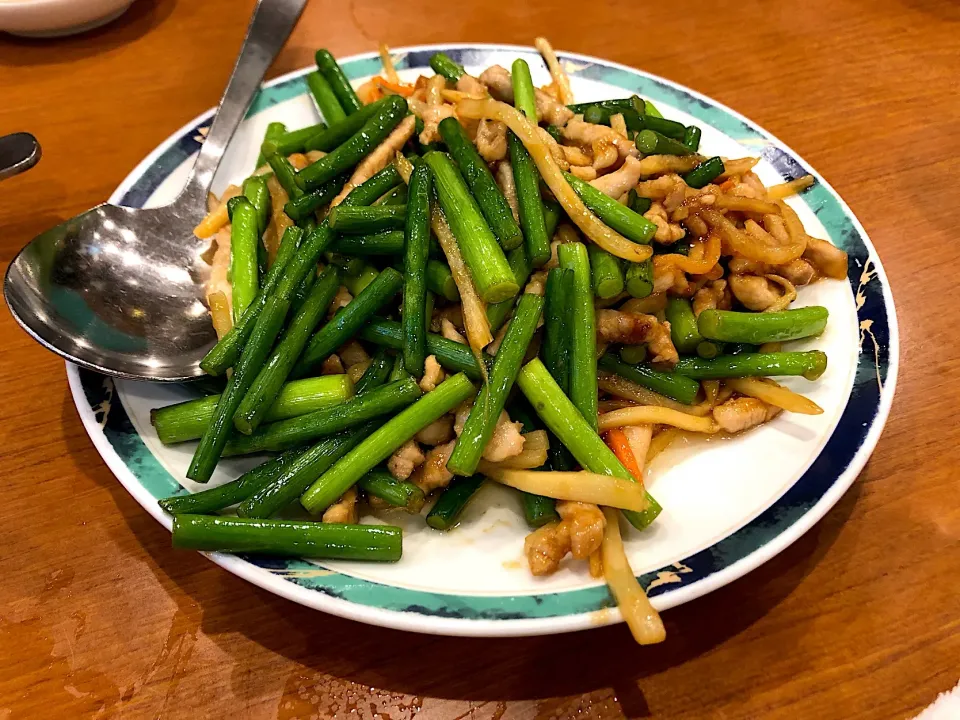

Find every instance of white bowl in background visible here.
[0,0,134,37]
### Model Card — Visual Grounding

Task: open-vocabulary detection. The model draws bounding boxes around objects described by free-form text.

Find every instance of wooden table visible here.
[2,0,958,717]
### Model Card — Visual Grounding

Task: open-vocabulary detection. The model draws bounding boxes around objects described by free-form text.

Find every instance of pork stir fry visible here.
[163,39,848,647]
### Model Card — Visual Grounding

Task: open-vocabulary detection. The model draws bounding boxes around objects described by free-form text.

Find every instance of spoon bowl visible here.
[3,0,308,382]
[4,194,215,381]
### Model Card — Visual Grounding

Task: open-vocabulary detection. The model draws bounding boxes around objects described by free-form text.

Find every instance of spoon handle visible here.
[178,0,308,205]
[0,132,41,181]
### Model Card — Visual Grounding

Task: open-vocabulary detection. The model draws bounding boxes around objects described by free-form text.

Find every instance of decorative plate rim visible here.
[66,43,899,637]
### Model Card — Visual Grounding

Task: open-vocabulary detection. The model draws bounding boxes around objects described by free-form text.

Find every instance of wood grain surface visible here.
[2,0,959,717]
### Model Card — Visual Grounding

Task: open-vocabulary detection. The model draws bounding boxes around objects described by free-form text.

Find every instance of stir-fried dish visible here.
[157,40,848,644]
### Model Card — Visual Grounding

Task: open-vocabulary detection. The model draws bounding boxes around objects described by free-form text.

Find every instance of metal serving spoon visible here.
[3,0,307,382]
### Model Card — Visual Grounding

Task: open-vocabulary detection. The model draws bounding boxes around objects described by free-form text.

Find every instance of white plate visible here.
[68,44,898,636]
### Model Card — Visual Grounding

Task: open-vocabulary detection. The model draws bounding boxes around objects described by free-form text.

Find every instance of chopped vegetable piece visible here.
[486,244,532,331]
[438,116,523,251]
[359,470,426,511]
[152,375,353,444]
[301,373,476,514]
[635,129,693,156]
[696,341,724,359]
[624,260,654,298]
[158,448,308,515]
[343,263,379,297]
[725,377,823,415]
[447,294,544,476]
[327,204,407,234]
[263,148,304,199]
[272,121,329,157]
[507,62,551,267]
[510,132,551,266]
[223,379,422,456]
[208,291,233,340]
[426,476,485,530]
[517,358,661,530]
[604,428,644,481]
[375,182,408,206]
[627,189,652,216]
[424,151,519,303]
[697,307,829,344]
[665,297,703,355]
[683,156,725,189]
[601,507,665,644]
[359,318,488,379]
[237,423,375,518]
[424,260,460,302]
[619,345,647,365]
[294,267,404,376]
[226,196,260,321]
[542,267,572,397]
[588,245,625,299]
[597,406,719,433]
[306,70,347,124]
[683,125,702,151]
[234,266,342,434]
[565,173,657,244]
[283,174,350,222]
[429,52,465,82]
[431,207,493,366]
[673,351,828,380]
[510,59,538,121]
[354,347,392,394]
[332,230,404,255]
[642,99,663,118]
[402,163,432,375]
[297,95,407,191]
[484,468,649,512]
[241,175,271,236]
[314,49,363,114]
[255,121,286,168]
[597,354,700,405]
[387,353,410,382]
[200,225,303,376]
[567,98,634,115]
[302,98,389,153]
[173,515,402,562]
[558,243,598,430]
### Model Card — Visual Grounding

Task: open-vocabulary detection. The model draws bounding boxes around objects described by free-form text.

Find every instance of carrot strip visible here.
[356,78,383,104]
[376,77,415,97]
[604,428,643,482]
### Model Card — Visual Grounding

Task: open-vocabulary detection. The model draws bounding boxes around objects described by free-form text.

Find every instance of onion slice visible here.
[534,37,575,105]
[601,507,666,645]
[597,372,706,415]
[725,378,823,415]
[431,206,492,377]
[208,291,233,340]
[484,468,649,512]
[598,406,719,433]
